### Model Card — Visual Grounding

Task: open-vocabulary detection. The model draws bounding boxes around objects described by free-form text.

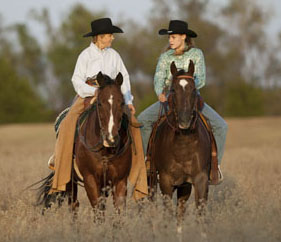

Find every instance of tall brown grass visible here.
[0,118,280,242]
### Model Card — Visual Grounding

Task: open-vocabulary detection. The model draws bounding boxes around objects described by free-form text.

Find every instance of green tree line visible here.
[0,0,280,123]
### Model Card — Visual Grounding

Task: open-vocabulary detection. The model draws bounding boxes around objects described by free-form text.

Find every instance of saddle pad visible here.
[54,105,96,138]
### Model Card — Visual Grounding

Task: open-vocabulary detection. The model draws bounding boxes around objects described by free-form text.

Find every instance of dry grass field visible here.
[0,117,281,242]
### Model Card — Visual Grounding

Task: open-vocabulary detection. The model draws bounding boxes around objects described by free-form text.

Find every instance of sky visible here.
[1,0,280,42]
[0,0,153,26]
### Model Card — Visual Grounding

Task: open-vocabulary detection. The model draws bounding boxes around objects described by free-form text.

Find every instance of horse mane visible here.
[176,69,186,76]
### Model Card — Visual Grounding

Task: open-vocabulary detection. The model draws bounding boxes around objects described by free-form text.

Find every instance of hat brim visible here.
[158,28,197,38]
[83,25,123,38]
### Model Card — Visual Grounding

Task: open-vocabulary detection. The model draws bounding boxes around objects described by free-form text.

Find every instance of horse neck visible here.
[167,94,180,129]
[85,109,101,145]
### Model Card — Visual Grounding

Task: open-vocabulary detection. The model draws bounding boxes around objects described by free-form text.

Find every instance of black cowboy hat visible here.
[83,18,123,37]
[158,20,197,38]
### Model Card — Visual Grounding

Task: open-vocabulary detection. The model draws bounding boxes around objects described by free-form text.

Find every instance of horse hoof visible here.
[177,225,182,234]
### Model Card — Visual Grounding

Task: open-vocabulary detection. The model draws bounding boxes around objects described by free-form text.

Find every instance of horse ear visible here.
[96,71,105,87]
[188,60,195,76]
[115,72,123,86]
[170,61,177,76]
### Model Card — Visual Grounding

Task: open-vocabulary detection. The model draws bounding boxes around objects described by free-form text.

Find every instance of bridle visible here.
[78,88,130,155]
[163,74,198,132]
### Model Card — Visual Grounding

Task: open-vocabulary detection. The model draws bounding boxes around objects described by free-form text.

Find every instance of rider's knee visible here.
[221,120,228,135]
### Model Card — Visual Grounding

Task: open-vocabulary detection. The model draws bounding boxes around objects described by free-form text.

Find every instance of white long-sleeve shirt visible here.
[71,42,133,104]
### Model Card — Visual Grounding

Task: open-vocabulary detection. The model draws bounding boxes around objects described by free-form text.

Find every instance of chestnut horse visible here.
[150,61,211,216]
[74,72,132,209]
[35,72,132,211]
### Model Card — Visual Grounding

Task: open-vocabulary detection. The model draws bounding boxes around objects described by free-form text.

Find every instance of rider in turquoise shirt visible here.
[138,20,227,183]
[154,46,206,95]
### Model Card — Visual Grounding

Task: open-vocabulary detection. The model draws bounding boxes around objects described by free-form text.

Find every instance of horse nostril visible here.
[108,135,114,143]
[113,135,120,145]
[179,123,189,129]
[178,117,191,129]
[104,134,119,147]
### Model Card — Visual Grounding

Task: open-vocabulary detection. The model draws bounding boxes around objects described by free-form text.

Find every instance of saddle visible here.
[146,95,219,185]
[54,103,95,138]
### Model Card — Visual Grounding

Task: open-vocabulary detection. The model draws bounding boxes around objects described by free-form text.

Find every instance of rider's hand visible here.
[158,93,167,103]
[127,104,136,115]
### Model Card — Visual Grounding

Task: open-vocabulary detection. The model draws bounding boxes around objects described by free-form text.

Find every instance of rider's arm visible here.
[71,52,97,98]
[154,53,169,97]
[115,52,134,105]
[193,48,206,90]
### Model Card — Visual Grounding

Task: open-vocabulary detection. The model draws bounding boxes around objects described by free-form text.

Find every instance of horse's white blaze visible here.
[179,79,188,90]
[108,94,114,141]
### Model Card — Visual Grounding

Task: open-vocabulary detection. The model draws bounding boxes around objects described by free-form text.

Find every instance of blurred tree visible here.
[221,0,269,80]
[218,0,273,116]
[13,24,45,86]
[33,4,106,109]
[262,32,281,116]
[224,78,265,116]
[0,57,52,123]
[0,15,53,123]
[0,17,12,61]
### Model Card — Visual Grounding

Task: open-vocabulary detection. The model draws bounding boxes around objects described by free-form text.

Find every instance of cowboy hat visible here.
[83,18,123,37]
[158,20,197,38]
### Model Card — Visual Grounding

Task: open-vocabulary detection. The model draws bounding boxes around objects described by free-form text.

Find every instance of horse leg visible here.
[193,172,209,240]
[113,178,127,211]
[67,181,79,213]
[159,173,174,213]
[177,183,192,229]
[83,174,100,209]
[193,172,209,215]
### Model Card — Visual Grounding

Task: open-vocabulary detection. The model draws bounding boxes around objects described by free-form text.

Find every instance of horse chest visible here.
[162,136,194,174]
[173,135,198,158]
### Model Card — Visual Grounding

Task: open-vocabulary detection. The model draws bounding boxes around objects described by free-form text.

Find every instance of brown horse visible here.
[150,60,211,215]
[35,72,132,212]
[74,72,132,209]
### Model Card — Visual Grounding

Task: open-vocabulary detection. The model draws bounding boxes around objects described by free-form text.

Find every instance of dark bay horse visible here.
[151,61,211,215]
[74,72,132,209]
[36,72,132,211]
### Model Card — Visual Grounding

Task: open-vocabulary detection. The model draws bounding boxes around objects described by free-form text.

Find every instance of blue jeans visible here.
[137,102,228,165]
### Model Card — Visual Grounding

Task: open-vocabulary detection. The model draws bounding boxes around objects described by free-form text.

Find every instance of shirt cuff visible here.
[123,91,133,105]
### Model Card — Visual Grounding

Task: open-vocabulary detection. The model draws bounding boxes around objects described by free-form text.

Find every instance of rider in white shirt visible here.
[72,42,133,104]
[49,18,135,193]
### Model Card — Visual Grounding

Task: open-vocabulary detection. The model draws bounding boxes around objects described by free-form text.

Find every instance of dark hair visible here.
[185,36,194,48]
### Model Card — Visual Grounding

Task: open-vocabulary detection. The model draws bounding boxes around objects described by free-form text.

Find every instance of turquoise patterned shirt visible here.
[154,47,206,96]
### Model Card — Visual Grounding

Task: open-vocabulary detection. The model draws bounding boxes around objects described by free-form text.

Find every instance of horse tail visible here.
[34,172,55,207]
[27,172,64,213]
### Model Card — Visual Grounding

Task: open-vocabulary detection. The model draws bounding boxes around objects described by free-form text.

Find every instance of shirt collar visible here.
[168,44,190,56]
[90,42,109,53]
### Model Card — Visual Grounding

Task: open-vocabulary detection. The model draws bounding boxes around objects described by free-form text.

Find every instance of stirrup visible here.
[209,165,223,185]
[48,154,55,171]
[218,165,224,183]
